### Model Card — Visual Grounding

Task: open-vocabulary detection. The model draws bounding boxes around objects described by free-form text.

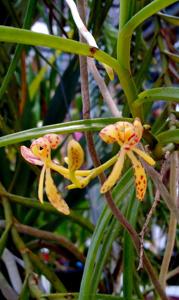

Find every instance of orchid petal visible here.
[99,124,119,144]
[67,139,84,171]
[133,118,143,141]
[20,146,43,166]
[127,151,147,201]
[101,148,125,193]
[133,147,155,166]
[31,138,51,162]
[115,121,135,144]
[38,165,46,203]
[44,134,61,149]
[45,168,70,215]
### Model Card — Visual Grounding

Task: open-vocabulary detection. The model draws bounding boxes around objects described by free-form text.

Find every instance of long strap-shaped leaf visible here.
[0,117,131,148]
[133,87,179,107]
[0,26,119,74]
[0,0,36,102]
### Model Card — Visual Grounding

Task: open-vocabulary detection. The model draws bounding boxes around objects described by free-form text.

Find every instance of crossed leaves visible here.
[21,119,155,215]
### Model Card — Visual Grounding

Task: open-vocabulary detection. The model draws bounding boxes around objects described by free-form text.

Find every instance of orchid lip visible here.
[20,146,44,166]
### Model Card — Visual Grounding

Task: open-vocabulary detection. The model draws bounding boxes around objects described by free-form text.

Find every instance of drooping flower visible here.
[21,134,70,215]
[99,118,155,200]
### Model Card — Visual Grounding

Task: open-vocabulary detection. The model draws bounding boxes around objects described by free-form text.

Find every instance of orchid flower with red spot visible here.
[99,118,155,200]
[21,134,70,215]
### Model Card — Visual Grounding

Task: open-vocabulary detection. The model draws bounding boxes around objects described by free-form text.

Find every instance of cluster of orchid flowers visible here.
[21,119,155,215]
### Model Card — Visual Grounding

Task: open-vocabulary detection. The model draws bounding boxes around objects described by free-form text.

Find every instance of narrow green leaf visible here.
[0,117,131,148]
[151,105,168,134]
[133,87,179,107]
[158,12,179,26]
[162,50,179,63]
[117,0,178,71]
[18,275,30,300]
[123,197,139,300]
[0,26,119,73]
[42,293,132,300]
[119,0,136,29]
[29,50,61,100]
[157,129,179,144]
[0,0,36,101]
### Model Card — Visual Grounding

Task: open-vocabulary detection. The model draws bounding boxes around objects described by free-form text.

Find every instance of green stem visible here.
[29,251,66,292]
[117,0,178,72]
[119,0,136,29]
[116,0,178,117]
[0,191,94,233]
[5,222,85,262]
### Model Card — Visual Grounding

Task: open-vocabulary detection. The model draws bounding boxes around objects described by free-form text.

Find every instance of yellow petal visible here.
[133,147,155,166]
[45,168,70,215]
[101,148,125,193]
[133,118,143,141]
[115,121,134,144]
[67,139,84,171]
[99,124,119,144]
[127,151,147,201]
[38,165,46,203]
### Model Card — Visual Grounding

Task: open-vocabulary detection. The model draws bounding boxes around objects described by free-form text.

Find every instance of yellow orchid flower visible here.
[99,118,155,200]
[21,134,70,215]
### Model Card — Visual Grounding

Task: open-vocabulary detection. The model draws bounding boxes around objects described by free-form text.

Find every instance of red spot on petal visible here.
[128,133,135,141]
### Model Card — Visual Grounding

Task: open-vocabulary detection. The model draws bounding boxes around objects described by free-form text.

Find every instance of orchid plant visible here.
[0,1,178,299]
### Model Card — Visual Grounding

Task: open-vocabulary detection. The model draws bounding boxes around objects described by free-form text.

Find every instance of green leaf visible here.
[158,12,179,26]
[133,87,179,107]
[0,117,132,148]
[156,129,179,144]
[0,26,119,73]
[29,50,61,100]
[18,275,30,300]
[0,0,37,102]
[43,293,133,300]
[162,50,179,63]
[123,197,139,300]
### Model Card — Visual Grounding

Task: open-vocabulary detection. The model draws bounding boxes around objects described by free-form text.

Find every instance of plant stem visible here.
[14,222,85,263]
[143,161,179,222]
[0,190,94,233]
[117,0,178,72]
[87,58,121,117]
[119,0,136,30]
[159,152,178,288]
